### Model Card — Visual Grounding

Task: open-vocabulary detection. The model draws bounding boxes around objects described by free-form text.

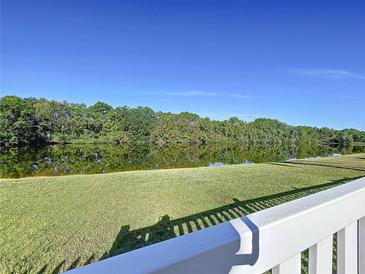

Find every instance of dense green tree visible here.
[0,96,41,145]
[1,96,364,147]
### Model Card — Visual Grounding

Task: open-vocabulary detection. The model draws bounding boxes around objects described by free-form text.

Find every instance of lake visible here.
[1,142,364,178]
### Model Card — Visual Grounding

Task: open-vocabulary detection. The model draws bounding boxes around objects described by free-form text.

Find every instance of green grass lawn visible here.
[1,153,365,273]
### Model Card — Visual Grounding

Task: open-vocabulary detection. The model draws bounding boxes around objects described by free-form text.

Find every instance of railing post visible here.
[308,235,333,274]
[360,217,365,274]
[337,221,358,274]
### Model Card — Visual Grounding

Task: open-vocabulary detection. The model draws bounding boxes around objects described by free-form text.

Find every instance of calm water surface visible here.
[1,143,364,178]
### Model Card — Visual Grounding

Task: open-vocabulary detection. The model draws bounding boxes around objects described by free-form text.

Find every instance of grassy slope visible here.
[0,154,364,273]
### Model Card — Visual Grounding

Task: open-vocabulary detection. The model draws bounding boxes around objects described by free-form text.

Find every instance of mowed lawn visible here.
[1,154,365,273]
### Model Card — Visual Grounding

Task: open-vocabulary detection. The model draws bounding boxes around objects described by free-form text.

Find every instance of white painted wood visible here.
[231,177,365,274]
[308,235,333,274]
[230,218,253,254]
[337,221,358,274]
[272,254,301,274]
[66,177,365,274]
[359,217,365,274]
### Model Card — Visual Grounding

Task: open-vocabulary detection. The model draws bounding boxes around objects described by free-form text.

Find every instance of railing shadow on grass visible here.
[102,176,363,260]
[36,254,96,274]
[36,175,363,273]
[283,161,365,172]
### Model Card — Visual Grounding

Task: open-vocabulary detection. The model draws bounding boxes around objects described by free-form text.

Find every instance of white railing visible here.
[67,177,365,274]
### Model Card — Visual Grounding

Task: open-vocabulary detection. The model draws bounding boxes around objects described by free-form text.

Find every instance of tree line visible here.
[1,96,364,147]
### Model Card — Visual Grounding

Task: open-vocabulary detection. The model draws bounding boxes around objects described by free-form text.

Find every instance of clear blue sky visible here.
[1,0,364,129]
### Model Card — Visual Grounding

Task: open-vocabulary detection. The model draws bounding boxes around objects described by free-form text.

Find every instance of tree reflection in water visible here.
[1,142,364,178]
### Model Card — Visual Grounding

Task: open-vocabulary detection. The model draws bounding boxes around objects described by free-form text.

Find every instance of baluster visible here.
[308,235,333,274]
[272,254,301,274]
[360,217,365,274]
[337,221,357,274]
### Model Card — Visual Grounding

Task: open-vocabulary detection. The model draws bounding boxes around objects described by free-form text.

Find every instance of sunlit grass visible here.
[0,153,364,273]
